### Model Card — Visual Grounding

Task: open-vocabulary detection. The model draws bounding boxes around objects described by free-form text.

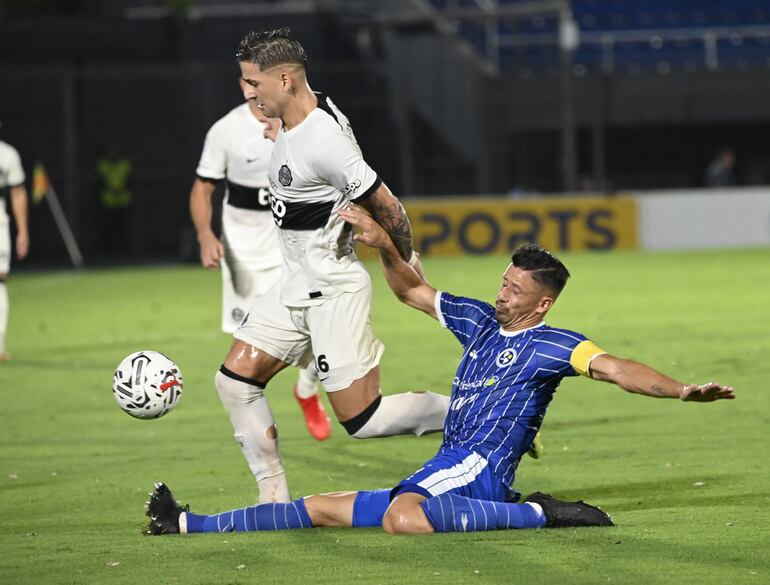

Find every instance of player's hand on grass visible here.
[679,382,735,402]
[198,232,225,269]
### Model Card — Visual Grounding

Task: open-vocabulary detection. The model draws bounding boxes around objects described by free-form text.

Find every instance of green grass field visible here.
[1,249,769,585]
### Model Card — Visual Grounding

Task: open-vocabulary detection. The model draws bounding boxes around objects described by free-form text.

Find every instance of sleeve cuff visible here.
[434,291,447,328]
[350,176,381,202]
[196,174,223,184]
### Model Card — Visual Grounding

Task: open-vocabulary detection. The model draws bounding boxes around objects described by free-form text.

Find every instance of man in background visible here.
[704,148,736,187]
[0,125,30,361]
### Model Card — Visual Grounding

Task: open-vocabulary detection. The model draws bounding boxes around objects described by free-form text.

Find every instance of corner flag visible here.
[31,162,85,269]
[32,163,51,204]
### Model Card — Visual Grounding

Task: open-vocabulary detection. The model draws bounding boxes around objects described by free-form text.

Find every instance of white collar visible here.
[498,321,545,337]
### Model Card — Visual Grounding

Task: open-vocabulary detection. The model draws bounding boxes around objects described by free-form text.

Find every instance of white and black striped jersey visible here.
[268,94,382,307]
[195,103,281,269]
[0,140,25,199]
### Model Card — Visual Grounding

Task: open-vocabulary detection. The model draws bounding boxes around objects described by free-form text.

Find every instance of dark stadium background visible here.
[2,0,770,265]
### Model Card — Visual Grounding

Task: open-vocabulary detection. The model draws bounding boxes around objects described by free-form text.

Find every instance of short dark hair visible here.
[511,244,570,296]
[236,28,307,70]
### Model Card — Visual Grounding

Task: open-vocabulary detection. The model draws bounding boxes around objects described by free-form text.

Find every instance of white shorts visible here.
[220,204,282,334]
[221,261,281,333]
[0,204,9,275]
[233,280,384,392]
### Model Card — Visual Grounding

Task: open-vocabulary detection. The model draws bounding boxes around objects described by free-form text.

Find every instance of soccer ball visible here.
[112,351,183,419]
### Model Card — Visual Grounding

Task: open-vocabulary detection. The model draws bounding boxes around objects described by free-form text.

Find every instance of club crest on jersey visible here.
[496,348,517,368]
[278,164,293,187]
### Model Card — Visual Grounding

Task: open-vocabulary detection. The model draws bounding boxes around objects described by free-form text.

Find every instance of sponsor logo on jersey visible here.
[269,192,287,227]
[267,193,334,231]
[496,348,517,368]
[454,376,499,392]
[450,393,479,411]
[341,179,361,196]
[278,164,293,187]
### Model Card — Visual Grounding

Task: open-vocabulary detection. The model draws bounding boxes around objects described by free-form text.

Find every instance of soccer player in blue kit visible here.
[146,206,735,535]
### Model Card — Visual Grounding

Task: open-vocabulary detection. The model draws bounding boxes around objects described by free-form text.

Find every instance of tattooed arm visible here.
[337,203,437,318]
[587,354,735,402]
[356,183,415,263]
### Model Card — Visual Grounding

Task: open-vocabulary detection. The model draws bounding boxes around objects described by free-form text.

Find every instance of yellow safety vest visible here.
[98,158,132,208]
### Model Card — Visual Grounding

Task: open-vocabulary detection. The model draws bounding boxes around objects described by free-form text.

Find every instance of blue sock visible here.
[420,493,546,532]
[352,489,391,528]
[184,497,313,533]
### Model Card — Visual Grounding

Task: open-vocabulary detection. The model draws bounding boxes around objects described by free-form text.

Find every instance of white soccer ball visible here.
[112,351,183,419]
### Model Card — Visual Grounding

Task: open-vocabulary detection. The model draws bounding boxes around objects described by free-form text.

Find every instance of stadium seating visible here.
[427,0,770,74]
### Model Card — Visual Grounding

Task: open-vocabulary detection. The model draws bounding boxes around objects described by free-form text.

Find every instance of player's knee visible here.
[302,495,326,527]
[302,495,351,528]
[381,502,432,534]
[215,366,265,402]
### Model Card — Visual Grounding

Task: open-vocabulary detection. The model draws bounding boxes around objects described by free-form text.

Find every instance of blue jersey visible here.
[435,292,604,488]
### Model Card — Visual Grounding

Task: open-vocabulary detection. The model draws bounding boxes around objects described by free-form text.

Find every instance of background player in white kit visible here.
[189,80,332,441]
[0,128,30,361]
[211,28,450,503]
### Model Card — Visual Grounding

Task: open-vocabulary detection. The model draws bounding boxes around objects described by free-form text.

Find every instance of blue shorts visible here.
[391,448,508,503]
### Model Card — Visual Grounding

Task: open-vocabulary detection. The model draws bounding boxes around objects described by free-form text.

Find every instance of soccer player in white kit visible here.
[212,28,450,503]
[0,131,30,361]
[189,80,332,441]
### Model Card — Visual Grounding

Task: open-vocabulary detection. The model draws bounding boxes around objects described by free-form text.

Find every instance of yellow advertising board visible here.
[402,196,637,256]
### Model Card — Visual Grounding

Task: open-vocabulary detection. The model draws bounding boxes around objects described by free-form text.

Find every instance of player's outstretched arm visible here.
[588,354,735,402]
[338,203,437,318]
[189,177,224,269]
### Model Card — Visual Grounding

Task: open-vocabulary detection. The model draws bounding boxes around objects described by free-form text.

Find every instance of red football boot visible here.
[294,386,332,441]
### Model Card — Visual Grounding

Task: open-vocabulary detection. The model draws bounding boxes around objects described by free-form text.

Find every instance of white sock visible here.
[0,282,7,353]
[215,370,290,503]
[352,391,450,439]
[295,363,319,399]
[179,512,188,534]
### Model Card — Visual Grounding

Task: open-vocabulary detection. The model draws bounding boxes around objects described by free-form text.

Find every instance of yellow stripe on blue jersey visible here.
[569,340,606,377]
